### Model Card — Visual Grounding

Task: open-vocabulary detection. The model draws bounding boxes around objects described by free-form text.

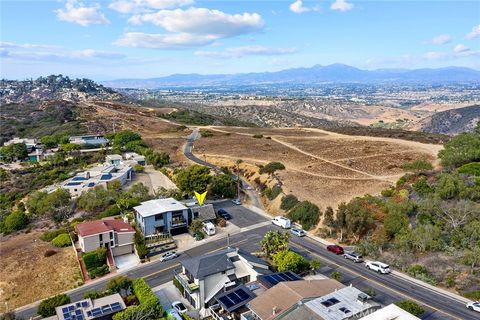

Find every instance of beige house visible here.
[76,219,135,257]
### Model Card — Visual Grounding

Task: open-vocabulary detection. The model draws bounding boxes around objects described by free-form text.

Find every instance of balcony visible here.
[209,304,232,320]
[174,269,199,293]
[171,216,187,228]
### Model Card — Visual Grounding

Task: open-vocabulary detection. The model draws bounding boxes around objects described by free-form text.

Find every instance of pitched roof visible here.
[248,279,345,320]
[181,248,237,279]
[76,219,134,237]
[190,204,216,221]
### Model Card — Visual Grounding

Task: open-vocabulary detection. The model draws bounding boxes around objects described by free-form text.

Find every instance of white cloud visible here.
[430,34,451,45]
[129,7,264,37]
[115,32,217,49]
[0,42,61,49]
[195,45,298,58]
[289,0,321,14]
[55,0,109,26]
[118,7,264,49]
[330,0,353,12]
[108,0,194,14]
[454,44,470,53]
[466,24,480,40]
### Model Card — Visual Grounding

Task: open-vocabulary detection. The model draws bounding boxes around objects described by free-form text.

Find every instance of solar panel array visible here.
[259,271,301,288]
[217,287,252,311]
[61,301,123,320]
[61,301,89,320]
[86,302,123,319]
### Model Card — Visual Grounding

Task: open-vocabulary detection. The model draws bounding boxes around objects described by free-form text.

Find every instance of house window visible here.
[110,240,114,247]
[155,213,163,221]
[110,232,114,239]
[99,234,103,242]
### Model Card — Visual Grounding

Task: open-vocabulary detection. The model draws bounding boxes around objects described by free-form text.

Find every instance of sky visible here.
[1,0,479,80]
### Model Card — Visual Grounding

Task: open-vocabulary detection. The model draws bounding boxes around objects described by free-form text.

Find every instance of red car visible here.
[327,245,344,254]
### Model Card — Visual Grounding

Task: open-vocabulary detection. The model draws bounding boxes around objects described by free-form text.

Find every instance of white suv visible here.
[365,261,391,274]
[466,301,480,313]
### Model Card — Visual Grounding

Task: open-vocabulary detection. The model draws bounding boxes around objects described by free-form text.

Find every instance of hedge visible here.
[113,279,163,320]
[280,195,299,211]
[83,247,107,271]
[88,265,109,279]
[287,201,320,230]
[51,233,71,247]
[38,294,71,317]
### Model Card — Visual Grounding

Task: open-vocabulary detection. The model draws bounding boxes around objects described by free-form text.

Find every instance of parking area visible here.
[114,253,140,270]
[212,202,268,229]
[153,282,199,319]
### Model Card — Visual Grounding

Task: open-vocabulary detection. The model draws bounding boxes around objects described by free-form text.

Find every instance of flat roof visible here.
[134,198,188,218]
[359,304,420,320]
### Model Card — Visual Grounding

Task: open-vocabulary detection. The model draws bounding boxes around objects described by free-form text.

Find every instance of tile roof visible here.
[76,219,134,237]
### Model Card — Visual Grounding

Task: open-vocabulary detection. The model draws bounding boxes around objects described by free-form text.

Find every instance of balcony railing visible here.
[174,269,199,293]
[170,219,187,228]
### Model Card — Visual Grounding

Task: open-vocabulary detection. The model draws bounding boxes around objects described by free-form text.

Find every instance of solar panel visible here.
[218,296,234,309]
[91,308,102,317]
[237,289,250,300]
[110,302,122,311]
[62,307,69,313]
[81,301,89,308]
[75,309,82,316]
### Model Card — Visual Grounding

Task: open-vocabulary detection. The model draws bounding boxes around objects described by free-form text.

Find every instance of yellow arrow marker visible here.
[194,191,207,206]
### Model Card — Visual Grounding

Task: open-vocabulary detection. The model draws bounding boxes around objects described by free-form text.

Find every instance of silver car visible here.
[343,251,363,263]
[290,228,306,237]
[159,251,178,262]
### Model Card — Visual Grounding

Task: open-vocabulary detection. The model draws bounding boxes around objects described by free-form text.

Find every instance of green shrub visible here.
[88,265,109,279]
[132,279,163,315]
[38,294,71,317]
[133,164,144,173]
[272,251,309,274]
[464,290,480,300]
[98,205,121,218]
[395,300,424,317]
[41,229,68,242]
[330,271,342,281]
[51,233,71,247]
[83,247,107,271]
[259,162,285,175]
[412,177,433,196]
[200,130,214,137]
[280,194,299,211]
[83,290,111,300]
[403,160,433,173]
[1,210,29,233]
[381,187,395,197]
[287,201,320,230]
[263,186,282,200]
[457,162,480,176]
[134,227,148,259]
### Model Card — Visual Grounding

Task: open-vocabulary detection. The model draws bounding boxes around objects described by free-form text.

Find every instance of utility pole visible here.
[227,233,230,247]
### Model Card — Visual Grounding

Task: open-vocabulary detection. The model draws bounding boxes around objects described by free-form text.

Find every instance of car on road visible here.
[326,245,344,254]
[365,261,391,274]
[343,251,363,263]
[466,301,480,312]
[232,198,241,205]
[217,208,232,220]
[271,216,291,229]
[172,301,188,314]
[290,228,306,237]
[159,251,178,262]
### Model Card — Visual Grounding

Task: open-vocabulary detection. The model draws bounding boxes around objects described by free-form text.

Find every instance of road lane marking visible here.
[289,242,462,320]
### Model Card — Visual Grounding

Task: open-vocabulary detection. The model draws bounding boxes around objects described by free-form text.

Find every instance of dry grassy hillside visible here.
[193,127,441,216]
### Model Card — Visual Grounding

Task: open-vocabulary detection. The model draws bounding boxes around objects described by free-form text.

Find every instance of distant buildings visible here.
[42,293,126,320]
[4,137,38,149]
[69,135,109,147]
[61,162,133,197]
[76,218,135,257]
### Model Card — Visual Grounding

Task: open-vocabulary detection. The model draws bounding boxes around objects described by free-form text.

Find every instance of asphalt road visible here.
[15,129,477,320]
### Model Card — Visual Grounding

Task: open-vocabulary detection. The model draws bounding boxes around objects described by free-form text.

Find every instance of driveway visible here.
[153,283,199,319]
[212,202,268,229]
[114,253,140,270]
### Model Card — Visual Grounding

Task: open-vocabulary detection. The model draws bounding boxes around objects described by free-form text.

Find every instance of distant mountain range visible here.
[101,64,480,88]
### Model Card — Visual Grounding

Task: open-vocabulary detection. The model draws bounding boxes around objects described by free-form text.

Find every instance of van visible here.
[203,222,216,236]
[272,216,291,229]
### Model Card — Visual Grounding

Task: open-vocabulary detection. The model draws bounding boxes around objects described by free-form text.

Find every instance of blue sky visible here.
[1,0,479,80]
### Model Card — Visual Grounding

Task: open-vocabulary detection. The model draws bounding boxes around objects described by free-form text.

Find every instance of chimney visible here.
[272,307,277,315]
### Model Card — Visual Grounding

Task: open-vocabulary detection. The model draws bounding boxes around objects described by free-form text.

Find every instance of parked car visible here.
[466,301,480,312]
[217,208,232,220]
[172,301,188,314]
[168,309,183,320]
[159,251,178,262]
[343,251,363,263]
[203,222,216,236]
[326,245,344,254]
[290,228,306,237]
[232,198,241,205]
[365,261,391,274]
[271,216,291,229]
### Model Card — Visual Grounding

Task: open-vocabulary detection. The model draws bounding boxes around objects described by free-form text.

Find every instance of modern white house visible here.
[76,218,135,257]
[174,247,270,317]
[69,135,109,146]
[124,152,146,165]
[134,198,190,236]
